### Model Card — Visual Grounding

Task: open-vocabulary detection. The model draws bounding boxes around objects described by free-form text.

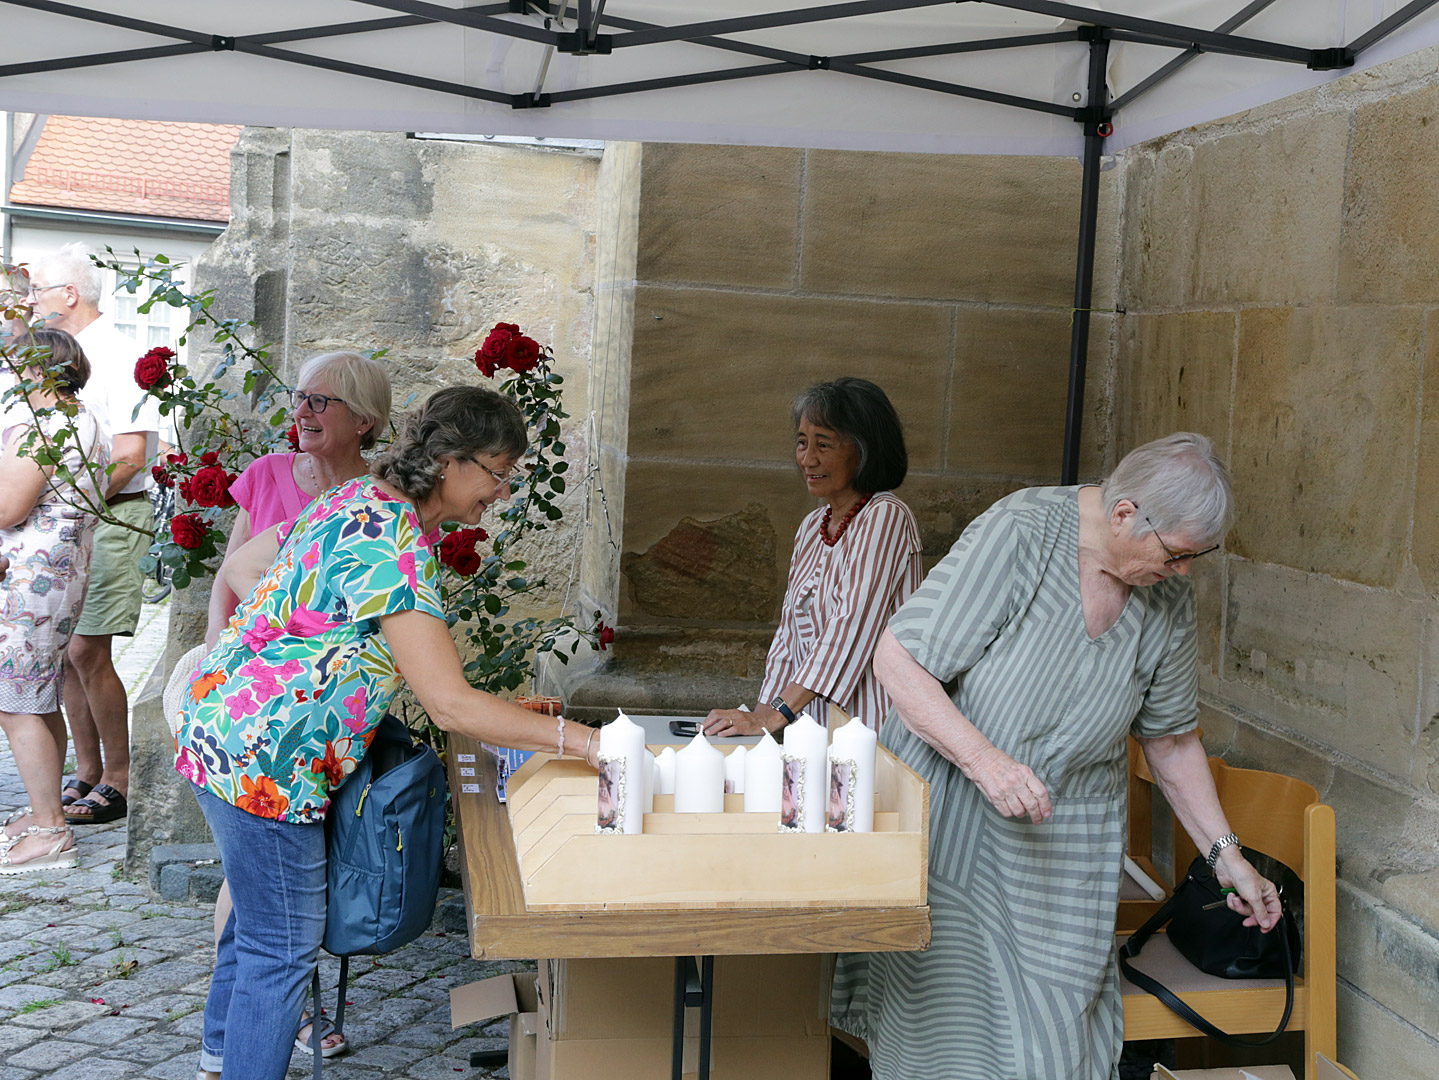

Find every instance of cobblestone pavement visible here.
[0,599,518,1080]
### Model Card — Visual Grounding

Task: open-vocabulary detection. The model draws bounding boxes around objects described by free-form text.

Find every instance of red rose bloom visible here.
[505,335,541,373]
[186,464,236,508]
[597,621,615,651]
[200,451,220,467]
[448,548,482,576]
[150,465,175,488]
[170,513,207,550]
[493,322,520,335]
[166,451,187,467]
[286,424,300,451]
[134,347,175,390]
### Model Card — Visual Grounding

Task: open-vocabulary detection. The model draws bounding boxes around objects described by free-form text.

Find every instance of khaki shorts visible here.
[75,496,155,638]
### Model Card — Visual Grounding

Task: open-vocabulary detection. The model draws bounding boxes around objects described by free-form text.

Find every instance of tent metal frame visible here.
[5,0,1437,479]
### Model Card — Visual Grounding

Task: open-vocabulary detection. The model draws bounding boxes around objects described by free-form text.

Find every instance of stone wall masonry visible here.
[1116,44,1439,1076]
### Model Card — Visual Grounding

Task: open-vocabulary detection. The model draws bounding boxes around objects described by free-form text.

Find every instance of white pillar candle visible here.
[743,731,783,813]
[826,715,877,832]
[655,746,677,795]
[723,745,747,794]
[596,710,647,834]
[673,732,725,813]
[642,749,656,814]
[781,711,829,833]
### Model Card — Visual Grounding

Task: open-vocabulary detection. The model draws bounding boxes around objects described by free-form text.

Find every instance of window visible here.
[109,267,182,351]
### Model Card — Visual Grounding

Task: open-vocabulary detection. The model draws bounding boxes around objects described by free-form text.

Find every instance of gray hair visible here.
[297,351,392,451]
[370,386,527,502]
[1101,432,1234,544]
[33,243,104,307]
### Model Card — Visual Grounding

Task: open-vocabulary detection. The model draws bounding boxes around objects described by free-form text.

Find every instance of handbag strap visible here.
[1119,889,1295,1048]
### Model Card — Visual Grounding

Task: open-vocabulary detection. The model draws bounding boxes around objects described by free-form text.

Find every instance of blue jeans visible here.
[193,784,326,1080]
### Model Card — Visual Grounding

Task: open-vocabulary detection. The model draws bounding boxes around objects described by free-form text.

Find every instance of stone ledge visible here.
[150,843,223,902]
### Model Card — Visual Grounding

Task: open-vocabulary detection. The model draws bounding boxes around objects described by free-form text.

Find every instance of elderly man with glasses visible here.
[25,243,163,827]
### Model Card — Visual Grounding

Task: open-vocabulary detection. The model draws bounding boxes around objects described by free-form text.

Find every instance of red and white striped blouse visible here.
[759,491,923,731]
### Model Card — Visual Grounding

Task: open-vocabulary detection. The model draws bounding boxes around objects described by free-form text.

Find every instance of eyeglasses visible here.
[475,459,528,491]
[25,283,69,297]
[290,389,347,414]
[1144,515,1219,566]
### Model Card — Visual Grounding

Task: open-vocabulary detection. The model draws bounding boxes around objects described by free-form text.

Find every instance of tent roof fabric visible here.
[2,1,1437,156]
[9,116,242,222]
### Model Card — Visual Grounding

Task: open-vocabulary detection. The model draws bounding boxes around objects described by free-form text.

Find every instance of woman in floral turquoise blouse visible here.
[176,386,599,1080]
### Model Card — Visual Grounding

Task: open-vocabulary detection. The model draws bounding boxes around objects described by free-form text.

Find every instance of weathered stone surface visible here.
[1126,113,1347,308]
[124,677,211,878]
[621,504,778,622]
[1337,979,1439,1080]
[1413,310,1439,599]
[895,474,1025,563]
[802,152,1119,310]
[620,460,813,625]
[1190,555,1223,680]
[947,310,1111,479]
[1222,560,1422,782]
[637,144,801,289]
[1340,82,1439,305]
[627,286,951,468]
[1114,310,1235,454]
[1229,306,1422,586]
[1336,880,1439,1041]
[1327,763,1439,889]
[1223,717,1334,797]
[1194,700,1237,755]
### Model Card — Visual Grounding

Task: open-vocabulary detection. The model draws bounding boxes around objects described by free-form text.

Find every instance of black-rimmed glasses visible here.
[1144,515,1219,565]
[290,389,346,413]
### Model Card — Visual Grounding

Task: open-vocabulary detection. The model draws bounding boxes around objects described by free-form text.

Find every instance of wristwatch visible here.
[768,696,797,727]
[1206,831,1239,869]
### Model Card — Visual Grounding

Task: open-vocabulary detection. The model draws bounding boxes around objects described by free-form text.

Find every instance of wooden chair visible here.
[1119,756,1337,1080]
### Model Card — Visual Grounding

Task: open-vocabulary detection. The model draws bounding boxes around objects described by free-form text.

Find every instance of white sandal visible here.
[0,824,77,875]
[0,806,33,844]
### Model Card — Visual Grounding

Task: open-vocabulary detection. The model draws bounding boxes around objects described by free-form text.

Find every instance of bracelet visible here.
[1207,831,1239,869]
[556,715,566,759]
[584,727,596,762]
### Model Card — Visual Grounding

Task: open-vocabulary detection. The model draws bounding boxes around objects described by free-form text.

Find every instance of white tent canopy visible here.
[6,0,1439,478]
[5,1,1438,155]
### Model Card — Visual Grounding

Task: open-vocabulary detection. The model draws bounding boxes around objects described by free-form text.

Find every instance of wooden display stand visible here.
[506,744,927,911]
[451,730,931,1080]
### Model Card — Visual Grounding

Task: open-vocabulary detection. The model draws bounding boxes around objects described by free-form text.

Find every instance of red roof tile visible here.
[10,115,242,222]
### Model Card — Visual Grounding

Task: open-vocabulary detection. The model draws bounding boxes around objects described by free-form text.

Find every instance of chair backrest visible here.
[1173,759,1320,880]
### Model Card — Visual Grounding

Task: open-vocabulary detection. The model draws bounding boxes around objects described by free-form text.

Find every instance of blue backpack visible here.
[322,713,448,956]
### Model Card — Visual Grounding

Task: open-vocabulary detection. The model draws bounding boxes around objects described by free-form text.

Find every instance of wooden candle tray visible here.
[505,744,929,912]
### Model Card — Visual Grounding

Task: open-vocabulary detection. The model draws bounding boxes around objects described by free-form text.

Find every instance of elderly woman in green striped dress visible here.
[836,432,1282,1080]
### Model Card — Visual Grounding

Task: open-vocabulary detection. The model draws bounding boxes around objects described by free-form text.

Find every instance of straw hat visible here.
[162,643,210,736]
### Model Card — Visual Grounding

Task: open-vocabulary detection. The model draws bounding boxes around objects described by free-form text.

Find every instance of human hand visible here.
[1214,848,1281,931]
[961,744,1053,824]
[703,706,780,737]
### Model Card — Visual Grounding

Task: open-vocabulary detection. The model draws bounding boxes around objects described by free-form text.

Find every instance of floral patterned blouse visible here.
[174,478,445,823]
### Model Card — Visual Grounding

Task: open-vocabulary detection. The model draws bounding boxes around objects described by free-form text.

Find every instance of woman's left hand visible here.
[1214,847,1282,931]
[703,706,781,737]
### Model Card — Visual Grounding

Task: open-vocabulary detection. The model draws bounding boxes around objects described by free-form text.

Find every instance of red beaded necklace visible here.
[820,492,872,547]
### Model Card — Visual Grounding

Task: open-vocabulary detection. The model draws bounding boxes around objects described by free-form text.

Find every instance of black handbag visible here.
[1119,849,1302,1046]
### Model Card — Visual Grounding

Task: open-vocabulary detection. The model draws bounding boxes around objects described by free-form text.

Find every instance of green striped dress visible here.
[832,486,1198,1080]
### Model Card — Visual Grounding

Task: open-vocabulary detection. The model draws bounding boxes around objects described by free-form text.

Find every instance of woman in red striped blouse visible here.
[704,378,923,736]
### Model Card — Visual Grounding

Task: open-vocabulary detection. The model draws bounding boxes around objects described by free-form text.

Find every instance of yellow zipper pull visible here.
[355,783,372,817]
[396,827,403,852]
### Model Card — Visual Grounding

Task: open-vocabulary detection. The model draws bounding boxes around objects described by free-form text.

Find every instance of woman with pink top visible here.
[202,349,389,1062]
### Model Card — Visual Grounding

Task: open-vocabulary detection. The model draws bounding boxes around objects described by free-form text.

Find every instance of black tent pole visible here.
[1060,28,1111,485]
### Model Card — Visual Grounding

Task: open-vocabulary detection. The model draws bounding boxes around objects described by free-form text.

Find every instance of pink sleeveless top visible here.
[230,453,311,533]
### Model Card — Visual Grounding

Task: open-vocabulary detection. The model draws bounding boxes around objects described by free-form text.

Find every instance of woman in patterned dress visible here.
[0,329,106,874]
[704,377,922,737]
[850,432,1283,1080]
[177,386,600,1080]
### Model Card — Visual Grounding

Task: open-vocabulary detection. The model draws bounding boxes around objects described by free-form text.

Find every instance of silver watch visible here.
[1206,831,1239,869]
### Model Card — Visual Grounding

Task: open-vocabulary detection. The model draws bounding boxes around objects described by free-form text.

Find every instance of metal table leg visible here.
[672,955,715,1080]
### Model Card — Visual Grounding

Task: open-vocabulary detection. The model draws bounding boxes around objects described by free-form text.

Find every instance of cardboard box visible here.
[450,970,541,1080]
[535,954,831,1080]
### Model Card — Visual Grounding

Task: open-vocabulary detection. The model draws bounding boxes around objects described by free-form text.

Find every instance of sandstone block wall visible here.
[1116,52,1439,1076]
[614,142,1118,637]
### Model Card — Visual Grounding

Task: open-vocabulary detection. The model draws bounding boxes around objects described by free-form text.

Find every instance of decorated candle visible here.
[596,710,647,835]
[655,746,677,795]
[673,732,725,813]
[826,715,877,832]
[642,749,656,814]
[781,711,828,833]
[743,731,783,812]
[723,744,747,795]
